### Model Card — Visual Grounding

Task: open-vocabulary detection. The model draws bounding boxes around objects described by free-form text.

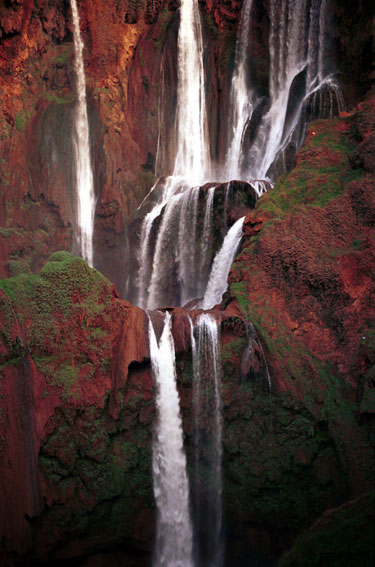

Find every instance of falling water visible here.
[191,314,223,567]
[225,0,254,180]
[172,0,211,184]
[135,0,212,306]
[149,313,193,567]
[70,0,95,266]
[201,217,245,310]
[246,0,344,179]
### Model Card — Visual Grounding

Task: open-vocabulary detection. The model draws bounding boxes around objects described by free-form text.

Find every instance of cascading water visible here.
[177,187,201,305]
[201,216,245,310]
[198,187,216,298]
[246,0,344,180]
[191,314,223,567]
[149,312,193,567]
[135,0,212,307]
[70,0,96,267]
[225,0,254,180]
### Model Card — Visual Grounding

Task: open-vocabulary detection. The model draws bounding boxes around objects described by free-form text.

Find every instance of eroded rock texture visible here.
[0,0,374,565]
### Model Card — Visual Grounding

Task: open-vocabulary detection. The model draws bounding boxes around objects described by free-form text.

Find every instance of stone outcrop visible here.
[0,253,153,562]
[225,94,375,560]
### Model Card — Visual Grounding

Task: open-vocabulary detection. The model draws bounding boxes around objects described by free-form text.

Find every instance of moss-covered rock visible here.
[0,254,153,561]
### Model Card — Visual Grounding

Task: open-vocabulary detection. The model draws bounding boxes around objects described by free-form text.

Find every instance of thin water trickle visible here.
[198,187,216,298]
[70,0,95,266]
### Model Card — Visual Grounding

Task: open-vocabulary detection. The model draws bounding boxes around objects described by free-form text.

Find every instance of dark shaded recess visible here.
[332,0,375,103]
[249,0,271,98]
[152,14,179,176]
[202,0,270,166]
[27,396,154,564]
[278,492,374,567]
[16,355,44,517]
[280,67,308,146]
[26,100,76,226]
[223,391,349,563]
[242,95,270,147]
[17,545,150,567]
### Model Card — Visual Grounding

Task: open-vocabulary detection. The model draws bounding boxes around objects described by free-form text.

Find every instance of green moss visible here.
[7,260,31,277]
[0,254,113,356]
[230,281,250,317]
[54,364,80,399]
[53,46,73,66]
[255,118,361,219]
[306,120,356,153]
[48,251,74,263]
[152,7,174,51]
[44,92,73,105]
[38,402,153,546]
[15,109,31,131]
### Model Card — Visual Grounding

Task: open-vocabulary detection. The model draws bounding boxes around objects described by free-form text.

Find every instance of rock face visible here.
[0,253,153,562]
[226,95,375,560]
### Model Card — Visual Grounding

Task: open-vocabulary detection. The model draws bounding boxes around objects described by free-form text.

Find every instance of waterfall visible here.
[191,314,223,567]
[245,0,344,180]
[201,216,245,310]
[172,0,211,185]
[70,0,95,267]
[134,0,212,307]
[149,313,193,567]
[225,0,254,180]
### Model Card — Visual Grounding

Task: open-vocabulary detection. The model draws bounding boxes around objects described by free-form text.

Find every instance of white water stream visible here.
[149,313,193,567]
[70,0,95,266]
[201,216,245,310]
[225,0,254,180]
[173,0,211,184]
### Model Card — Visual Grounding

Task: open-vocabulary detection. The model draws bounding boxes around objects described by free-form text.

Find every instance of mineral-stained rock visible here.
[225,94,375,558]
[0,253,154,561]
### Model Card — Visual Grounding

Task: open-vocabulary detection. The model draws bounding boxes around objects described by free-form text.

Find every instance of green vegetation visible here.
[0,252,114,394]
[152,7,175,51]
[14,109,31,131]
[53,46,73,66]
[7,260,31,277]
[256,118,362,219]
[44,92,74,105]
